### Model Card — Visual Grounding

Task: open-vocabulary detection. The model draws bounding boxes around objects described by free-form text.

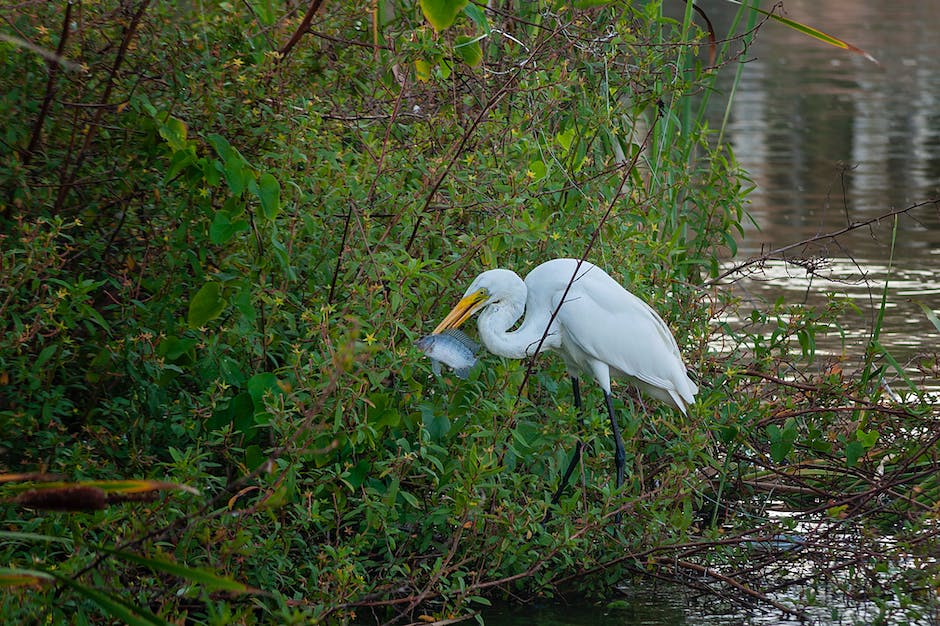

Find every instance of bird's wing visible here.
[551,274,696,408]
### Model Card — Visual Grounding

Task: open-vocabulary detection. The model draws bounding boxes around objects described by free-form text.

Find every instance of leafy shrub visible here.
[2,1,936,624]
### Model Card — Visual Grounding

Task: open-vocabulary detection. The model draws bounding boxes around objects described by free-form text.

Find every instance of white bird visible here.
[432,258,698,508]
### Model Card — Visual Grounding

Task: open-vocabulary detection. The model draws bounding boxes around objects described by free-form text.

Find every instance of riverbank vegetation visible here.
[2,1,938,624]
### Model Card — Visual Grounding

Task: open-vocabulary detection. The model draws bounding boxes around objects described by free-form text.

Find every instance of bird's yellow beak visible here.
[433,289,488,333]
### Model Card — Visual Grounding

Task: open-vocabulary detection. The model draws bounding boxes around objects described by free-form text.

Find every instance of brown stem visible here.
[52,0,152,214]
[278,0,326,60]
[328,72,408,304]
[23,1,73,166]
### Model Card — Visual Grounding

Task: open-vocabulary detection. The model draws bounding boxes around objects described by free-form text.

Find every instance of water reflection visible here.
[703,0,940,368]
[485,587,689,626]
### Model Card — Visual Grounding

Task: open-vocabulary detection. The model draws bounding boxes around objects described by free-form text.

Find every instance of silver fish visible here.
[415,329,479,379]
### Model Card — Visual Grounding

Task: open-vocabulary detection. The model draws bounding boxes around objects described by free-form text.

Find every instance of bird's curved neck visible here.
[476,292,553,360]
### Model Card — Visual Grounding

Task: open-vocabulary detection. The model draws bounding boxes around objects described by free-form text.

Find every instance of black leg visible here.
[605,391,625,524]
[545,377,584,520]
[605,392,625,489]
[571,375,583,412]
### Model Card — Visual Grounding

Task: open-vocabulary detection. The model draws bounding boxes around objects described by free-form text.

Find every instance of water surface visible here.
[709,0,940,374]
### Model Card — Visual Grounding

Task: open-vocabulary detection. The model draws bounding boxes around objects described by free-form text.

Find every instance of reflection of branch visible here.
[655,557,811,621]
[708,199,940,285]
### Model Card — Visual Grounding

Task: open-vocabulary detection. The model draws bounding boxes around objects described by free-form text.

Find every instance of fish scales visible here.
[415,329,479,379]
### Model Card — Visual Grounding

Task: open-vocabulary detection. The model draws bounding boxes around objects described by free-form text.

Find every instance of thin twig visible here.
[52,0,153,214]
[656,557,811,621]
[23,2,74,165]
[707,199,940,285]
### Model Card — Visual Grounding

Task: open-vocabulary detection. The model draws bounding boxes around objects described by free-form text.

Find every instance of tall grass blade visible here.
[0,531,72,546]
[101,547,258,593]
[3,479,200,496]
[861,215,899,401]
[917,301,940,333]
[723,0,878,63]
[873,340,918,393]
[51,572,169,626]
[0,567,54,587]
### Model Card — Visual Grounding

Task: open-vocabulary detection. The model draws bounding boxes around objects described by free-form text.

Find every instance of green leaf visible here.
[419,0,468,31]
[208,133,253,195]
[209,210,249,244]
[187,282,227,329]
[556,126,576,151]
[157,336,196,362]
[101,548,256,593]
[344,460,371,489]
[767,420,797,463]
[528,160,546,180]
[209,391,254,432]
[246,372,283,413]
[856,428,879,449]
[245,444,266,470]
[232,284,257,322]
[165,147,196,180]
[873,340,917,391]
[438,57,452,80]
[34,344,57,369]
[415,58,433,82]
[845,440,864,467]
[454,35,483,66]
[769,440,792,464]
[399,489,420,508]
[207,133,235,162]
[222,157,251,196]
[256,172,281,220]
[462,3,490,34]
[421,404,451,441]
[158,117,188,152]
[201,156,222,187]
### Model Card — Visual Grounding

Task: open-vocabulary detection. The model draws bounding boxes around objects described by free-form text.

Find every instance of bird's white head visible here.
[433,268,525,334]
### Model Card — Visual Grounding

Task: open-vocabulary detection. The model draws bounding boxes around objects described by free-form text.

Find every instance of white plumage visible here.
[433,258,698,504]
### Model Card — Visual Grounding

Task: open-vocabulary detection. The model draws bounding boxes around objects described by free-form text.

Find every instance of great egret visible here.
[433,258,698,510]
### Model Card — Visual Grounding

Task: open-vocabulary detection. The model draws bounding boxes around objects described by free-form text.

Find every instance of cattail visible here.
[15,486,107,512]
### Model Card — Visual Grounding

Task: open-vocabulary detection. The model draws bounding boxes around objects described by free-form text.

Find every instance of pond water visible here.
[707,0,940,379]
[486,1,940,624]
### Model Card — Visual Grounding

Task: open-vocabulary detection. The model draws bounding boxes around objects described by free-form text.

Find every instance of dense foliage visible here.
[2,1,937,624]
